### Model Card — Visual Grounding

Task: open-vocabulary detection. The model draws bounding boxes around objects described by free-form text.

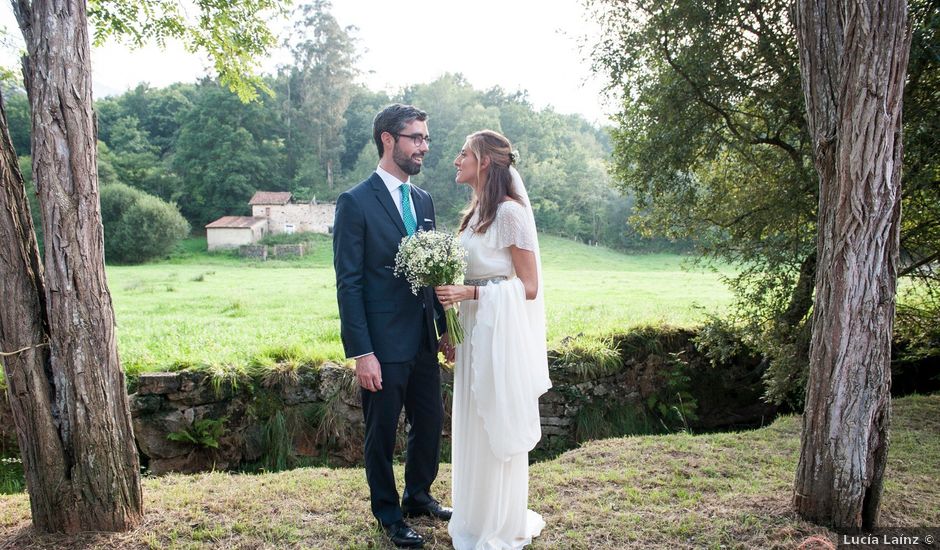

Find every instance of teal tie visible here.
[400,183,417,236]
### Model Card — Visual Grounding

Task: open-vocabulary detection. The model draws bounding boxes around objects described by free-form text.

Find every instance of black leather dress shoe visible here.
[402,500,453,520]
[383,521,425,548]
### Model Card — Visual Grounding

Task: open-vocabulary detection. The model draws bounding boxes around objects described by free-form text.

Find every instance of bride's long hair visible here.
[458,130,522,235]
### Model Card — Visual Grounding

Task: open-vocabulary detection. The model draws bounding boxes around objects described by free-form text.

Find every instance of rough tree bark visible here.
[0,0,143,533]
[791,0,912,531]
[0,90,75,531]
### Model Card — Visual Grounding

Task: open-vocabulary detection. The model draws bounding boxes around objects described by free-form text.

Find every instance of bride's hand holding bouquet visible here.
[393,229,467,344]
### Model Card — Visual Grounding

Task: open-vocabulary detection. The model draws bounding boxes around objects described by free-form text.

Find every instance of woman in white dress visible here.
[435,130,552,550]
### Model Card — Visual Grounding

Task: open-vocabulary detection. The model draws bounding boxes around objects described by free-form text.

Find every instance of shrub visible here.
[101,183,189,264]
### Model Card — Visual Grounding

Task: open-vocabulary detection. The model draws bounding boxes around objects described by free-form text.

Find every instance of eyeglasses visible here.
[392,132,432,146]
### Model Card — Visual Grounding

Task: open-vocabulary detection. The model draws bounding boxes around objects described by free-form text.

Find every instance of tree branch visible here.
[899,251,940,278]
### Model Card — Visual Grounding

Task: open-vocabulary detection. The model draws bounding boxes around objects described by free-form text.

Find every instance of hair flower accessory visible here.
[509,150,519,165]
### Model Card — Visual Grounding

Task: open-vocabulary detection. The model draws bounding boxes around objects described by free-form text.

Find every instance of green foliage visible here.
[591,0,817,326]
[693,315,748,368]
[201,363,250,397]
[100,183,190,264]
[3,90,30,154]
[167,417,228,449]
[98,83,196,156]
[308,368,359,462]
[171,81,287,226]
[88,0,288,102]
[280,0,359,194]
[613,325,688,361]
[653,351,699,431]
[341,86,390,170]
[396,75,643,250]
[262,411,293,472]
[900,0,940,287]
[96,142,122,187]
[895,284,940,364]
[69,54,667,253]
[574,400,657,442]
[1,404,24,493]
[551,335,623,379]
[13,154,43,253]
[591,0,940,402]
[0,455,25,495]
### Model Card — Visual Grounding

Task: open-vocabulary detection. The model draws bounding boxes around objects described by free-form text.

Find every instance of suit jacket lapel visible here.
[369,173,406,237]
[411,186,428,231]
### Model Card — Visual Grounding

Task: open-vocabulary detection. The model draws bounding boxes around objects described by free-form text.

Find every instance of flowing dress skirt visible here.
[448,300,545,550]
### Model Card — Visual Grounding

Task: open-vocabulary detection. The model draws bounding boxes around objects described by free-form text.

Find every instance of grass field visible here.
[106,235,735,376]
[1,393,936,549]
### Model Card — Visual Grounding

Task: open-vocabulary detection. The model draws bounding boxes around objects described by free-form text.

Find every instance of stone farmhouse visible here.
[205,191,335,251]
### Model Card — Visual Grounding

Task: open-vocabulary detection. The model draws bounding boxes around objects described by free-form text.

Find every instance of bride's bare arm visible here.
[510,246,538,300]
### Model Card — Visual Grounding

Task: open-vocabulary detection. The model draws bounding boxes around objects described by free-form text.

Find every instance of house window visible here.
[265,207,271,217]
[284,223,295,235]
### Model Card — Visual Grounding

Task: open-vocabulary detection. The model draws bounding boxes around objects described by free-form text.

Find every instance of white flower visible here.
[394,229,468,295]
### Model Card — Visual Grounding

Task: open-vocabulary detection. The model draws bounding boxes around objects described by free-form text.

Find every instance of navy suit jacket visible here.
[333,172,443,363]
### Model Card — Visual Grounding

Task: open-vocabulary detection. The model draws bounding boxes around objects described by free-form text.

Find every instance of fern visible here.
[167,417,227,449]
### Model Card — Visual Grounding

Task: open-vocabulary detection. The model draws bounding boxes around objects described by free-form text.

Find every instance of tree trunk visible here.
[792,0,911,531]
[0,89,79,532]
[4,0,143,533]
[327,158,333,189]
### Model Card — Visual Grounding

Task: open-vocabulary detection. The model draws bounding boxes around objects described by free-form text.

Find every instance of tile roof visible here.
[205,216,267,229]
[248,191,293,205]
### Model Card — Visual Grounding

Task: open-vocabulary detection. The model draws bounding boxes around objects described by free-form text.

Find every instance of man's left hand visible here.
[438,334,455,363]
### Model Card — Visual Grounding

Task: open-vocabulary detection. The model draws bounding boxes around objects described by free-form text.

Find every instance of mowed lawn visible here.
[106,235,735,374]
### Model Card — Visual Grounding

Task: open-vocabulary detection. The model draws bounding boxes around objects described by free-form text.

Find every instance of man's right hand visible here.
[356,354,383,392]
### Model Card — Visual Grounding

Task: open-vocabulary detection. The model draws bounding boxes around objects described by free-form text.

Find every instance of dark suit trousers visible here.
[361,331,443,527]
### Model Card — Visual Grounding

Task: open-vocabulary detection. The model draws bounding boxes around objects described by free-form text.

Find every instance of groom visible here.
[333,104,451,549]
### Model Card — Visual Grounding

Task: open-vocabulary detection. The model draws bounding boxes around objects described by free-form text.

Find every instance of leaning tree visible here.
[0,0,284,533]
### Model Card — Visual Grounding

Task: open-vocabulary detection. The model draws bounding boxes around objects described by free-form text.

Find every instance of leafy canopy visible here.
[88,0,290,102]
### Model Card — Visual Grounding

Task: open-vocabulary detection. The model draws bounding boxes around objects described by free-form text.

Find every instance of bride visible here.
[435,130,552,549]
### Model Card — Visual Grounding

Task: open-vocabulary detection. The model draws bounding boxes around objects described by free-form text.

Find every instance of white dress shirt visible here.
[376,165,417,222]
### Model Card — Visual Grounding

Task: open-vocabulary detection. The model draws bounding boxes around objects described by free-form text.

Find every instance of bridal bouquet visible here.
[393,230,467,344]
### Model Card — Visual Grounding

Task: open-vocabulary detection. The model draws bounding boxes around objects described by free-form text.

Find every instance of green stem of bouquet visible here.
[445,307,464,345]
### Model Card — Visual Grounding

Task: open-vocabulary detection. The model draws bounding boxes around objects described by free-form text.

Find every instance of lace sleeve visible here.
[487,201,536,252]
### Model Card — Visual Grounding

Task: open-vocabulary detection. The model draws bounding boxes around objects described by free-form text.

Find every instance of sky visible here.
[0,1,615,124]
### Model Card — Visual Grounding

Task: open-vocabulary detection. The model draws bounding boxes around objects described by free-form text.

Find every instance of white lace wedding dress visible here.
[448,200,552,550]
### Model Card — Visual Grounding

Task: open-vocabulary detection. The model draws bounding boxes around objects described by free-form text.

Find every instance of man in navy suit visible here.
[333,104,451,548]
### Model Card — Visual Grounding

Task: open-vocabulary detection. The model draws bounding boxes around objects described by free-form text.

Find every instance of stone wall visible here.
[252,203,334,235]
[0,327,778,474]
[126,329,778,474]
[271,244,305,257]
[239,244,268,260]
[237,244,308,261]
[131,366,367,474]
[2,327,935,474]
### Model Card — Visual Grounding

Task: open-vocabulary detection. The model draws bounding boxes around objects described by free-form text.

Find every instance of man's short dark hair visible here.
[372,103,428,158]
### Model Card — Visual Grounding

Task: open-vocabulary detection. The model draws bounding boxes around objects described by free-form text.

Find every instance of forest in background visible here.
[2,0,680,255]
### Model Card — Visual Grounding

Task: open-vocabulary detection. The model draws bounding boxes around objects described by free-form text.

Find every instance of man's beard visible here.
[393,144,423,176]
